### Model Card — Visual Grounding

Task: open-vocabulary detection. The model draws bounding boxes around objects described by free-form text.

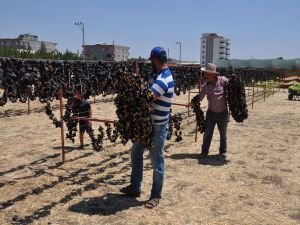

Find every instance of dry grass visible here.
[0,90,299,225]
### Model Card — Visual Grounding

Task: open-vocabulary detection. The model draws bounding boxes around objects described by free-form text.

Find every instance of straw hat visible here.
[201,63,219,74]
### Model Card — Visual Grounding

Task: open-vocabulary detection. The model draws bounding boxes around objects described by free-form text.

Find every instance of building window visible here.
[202,51,205,54]
[203,40,205,43]
[202,45,205,48]
[202,56,205,59]
[202,61,205,64]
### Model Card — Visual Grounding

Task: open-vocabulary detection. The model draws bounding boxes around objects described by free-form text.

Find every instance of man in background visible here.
[188,63,229,160]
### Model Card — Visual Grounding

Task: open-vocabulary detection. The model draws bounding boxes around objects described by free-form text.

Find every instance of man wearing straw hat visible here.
[188,63,229,160]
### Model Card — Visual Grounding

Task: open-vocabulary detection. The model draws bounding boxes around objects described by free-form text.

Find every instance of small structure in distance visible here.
[83,43,130,61]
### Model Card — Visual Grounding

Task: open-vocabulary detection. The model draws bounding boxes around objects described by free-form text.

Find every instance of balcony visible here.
[219,51,225,54]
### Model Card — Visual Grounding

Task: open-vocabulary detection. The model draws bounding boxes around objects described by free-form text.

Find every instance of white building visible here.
[200,33,230,66]
[0,34,57,52]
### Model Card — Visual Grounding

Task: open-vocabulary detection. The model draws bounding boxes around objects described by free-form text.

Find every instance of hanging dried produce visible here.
[105,122,119,143]
[167,110,183,142]
[225,73,248,123]
[0,58,283,107]
[114,70,154,147]
[63,98,78,143]
[45,101,61,128]
[191,95,206,134]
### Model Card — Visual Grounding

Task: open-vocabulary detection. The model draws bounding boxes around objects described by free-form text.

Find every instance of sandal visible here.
[144,197,160,209]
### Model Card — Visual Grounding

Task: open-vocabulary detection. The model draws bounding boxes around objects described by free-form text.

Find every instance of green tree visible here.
[0,46,80,60]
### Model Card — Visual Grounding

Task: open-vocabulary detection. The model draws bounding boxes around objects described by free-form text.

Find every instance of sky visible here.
[0,0,299,61]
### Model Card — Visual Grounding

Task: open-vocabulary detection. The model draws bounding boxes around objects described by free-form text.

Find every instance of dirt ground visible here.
[0,90,299,225]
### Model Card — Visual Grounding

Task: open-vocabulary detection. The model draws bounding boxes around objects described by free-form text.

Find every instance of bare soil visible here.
[0,90,299,225]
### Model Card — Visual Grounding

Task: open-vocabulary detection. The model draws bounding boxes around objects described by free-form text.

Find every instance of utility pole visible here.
[167,48,170,59]
[75,21,85,59]
[176,41,182,64]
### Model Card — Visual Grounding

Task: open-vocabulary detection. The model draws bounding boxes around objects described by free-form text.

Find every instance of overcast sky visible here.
[0,0,299,61]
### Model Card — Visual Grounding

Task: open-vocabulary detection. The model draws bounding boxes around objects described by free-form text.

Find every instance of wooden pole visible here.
[279,78,281,94]
[256,74,258,93]
[59,89,65,163]
[252,82,255,109]
[194,74,202,142]
[264,75,266,102]
[279,74,283,94]
[71,116,117,123]
[27,97,30,115]
[94,96,96,104]
[173,103,188,107]
[199,75,202,93]
[135,60,139,74]
[187,89,190,117]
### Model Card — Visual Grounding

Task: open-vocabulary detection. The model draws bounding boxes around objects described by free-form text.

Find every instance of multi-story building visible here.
[200,33,230,65]
[0,34,57,52]
[83,44,130,61]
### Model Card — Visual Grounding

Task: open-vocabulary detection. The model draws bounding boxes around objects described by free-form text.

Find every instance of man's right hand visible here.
[185,102,192,108]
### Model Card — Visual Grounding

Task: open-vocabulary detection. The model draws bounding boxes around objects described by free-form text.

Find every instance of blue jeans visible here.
[130,123,168,199]
[202,111,228,154]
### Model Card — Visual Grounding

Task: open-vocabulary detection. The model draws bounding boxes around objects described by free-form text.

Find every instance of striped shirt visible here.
[150,68,174,125]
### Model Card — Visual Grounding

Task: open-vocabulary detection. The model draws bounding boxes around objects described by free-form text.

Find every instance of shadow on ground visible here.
[52,144,89,150]
[198,155,230,166]
[168,153,200,160]
[69,193,144,216]
[169,153,229,166]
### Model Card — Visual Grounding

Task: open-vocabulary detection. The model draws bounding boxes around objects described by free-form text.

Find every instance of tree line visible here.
[0,42,80,60]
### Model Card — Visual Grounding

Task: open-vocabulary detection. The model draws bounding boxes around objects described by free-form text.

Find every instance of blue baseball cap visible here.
[149,47,167,61]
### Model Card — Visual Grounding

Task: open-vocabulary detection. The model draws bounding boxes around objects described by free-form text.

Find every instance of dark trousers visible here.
[202,111,228,154]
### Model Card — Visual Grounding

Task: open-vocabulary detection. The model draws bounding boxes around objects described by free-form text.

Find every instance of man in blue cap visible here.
[120,47,174,209]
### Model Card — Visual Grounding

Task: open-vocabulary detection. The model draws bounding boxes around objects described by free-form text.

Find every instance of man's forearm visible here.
[197,88,206,102]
